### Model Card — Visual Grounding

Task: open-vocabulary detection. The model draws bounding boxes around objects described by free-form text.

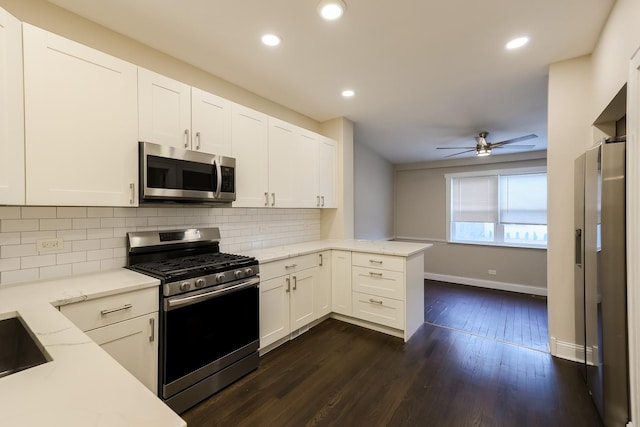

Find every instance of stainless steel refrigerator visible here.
[574,138,628,426]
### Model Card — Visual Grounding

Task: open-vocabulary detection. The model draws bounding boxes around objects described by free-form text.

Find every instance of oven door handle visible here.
[165,277,259,311]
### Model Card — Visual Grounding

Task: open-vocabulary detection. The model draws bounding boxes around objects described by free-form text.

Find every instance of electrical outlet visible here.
[488,269,497,276]
[36,238,64,252]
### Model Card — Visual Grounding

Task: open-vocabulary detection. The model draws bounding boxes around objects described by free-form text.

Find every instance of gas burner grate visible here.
[132,252,255,278]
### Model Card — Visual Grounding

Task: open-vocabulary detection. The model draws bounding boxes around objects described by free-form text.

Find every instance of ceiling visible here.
[47,0,615,164]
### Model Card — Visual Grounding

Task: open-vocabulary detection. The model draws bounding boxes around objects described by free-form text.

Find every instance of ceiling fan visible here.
[436,131,538,158]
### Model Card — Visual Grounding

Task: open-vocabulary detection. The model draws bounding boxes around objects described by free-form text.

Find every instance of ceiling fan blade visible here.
[436,147,476,150]
[445,149,476,158]
[491,144,536,150]
[491,134,538,147]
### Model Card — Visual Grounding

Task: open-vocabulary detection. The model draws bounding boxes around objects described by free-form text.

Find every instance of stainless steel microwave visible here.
[139,142,235,203]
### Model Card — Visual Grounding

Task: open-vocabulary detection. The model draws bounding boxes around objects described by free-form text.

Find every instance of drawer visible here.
[60,287,159,332]
[260,253,318,281]
[352,266,404,300]
[352,252,404,272]
[352,291,404,330]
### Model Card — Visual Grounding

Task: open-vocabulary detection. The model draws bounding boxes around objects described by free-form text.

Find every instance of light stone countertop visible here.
[241,239,432,263]
[0,269,186,427]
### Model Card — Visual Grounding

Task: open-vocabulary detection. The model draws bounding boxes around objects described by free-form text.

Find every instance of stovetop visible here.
[129,252,257,281]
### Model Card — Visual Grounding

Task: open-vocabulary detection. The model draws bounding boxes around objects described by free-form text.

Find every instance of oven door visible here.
[161,277,259,399]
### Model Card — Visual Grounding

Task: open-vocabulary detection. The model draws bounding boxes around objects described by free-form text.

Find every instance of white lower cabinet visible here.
[315,251,332,318]
[259,254,320,349]
[331,250,352,315]
[60,287,159,394]
[85,312,158,393]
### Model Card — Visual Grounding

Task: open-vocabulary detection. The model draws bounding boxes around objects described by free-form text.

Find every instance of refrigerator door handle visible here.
[575,228,583,266]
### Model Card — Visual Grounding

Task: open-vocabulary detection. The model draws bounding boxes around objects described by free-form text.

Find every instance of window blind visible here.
[451,175,498,222]
[499,173,547,225]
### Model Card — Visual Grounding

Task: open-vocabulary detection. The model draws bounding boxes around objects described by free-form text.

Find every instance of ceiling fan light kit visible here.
[436,131,538,158]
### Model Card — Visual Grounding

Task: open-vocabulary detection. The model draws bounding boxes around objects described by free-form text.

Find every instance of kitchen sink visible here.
[0,316,49,379]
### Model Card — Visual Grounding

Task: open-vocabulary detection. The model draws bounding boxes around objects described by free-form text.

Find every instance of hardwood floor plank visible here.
[183,282,600,427]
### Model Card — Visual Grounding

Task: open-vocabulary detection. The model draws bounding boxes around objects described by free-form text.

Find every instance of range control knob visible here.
[244,268,254,276]
[215,273,225,283]
[179,282,191,292]
[234,270,243,279]
[195,278,205,288]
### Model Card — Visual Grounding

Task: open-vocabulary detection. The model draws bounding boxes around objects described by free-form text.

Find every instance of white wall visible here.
[354,141,394,240]
[395,153,548,294]
[547,0,640,360]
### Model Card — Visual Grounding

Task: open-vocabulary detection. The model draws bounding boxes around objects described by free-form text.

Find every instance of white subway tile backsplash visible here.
[40,219,72,231]
[57,207,87,218]
[22,207,57,219]
[0,206,320,286]
[2,219,39,233]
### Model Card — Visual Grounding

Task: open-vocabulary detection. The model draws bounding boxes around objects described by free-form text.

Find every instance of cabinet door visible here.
[290,267,317,330]
[86,312,158,394]
[138,68,191,149]
[191,87,232,156]
[294,129,320,207]
[331,250,352,315]
[315,251,332,318]
[259,275,290,348]
[232,103,269,207]
[318,136,337,208]
[23,25,138,206]
[268,118,296,207]
[0,8,23,205]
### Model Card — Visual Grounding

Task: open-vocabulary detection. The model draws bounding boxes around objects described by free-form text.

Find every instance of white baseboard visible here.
[424,272,547,297]
[549,337,596,364]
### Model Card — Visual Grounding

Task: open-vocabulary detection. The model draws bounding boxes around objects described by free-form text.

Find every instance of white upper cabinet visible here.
[23,24,138,206]
[318,135,337,208]
[138,69,232,156]
[268,117,297,207]
[191,87,232,156]
[295,129,321,208]
[232,103,269,207]
[0,7,24,205]
[138,68,191,149]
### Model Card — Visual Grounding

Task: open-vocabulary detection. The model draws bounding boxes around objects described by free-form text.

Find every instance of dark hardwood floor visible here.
[424,279,549,352]
[182,282,602,427]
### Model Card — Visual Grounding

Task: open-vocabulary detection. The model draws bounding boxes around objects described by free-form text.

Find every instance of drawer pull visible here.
[100,303,133,316]
[369,259,383,264]
[285,264,297,269]
[368,298,384,305]
[369,272,383,277]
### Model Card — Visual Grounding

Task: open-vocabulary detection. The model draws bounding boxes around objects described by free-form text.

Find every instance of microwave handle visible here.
[214,158,222,198]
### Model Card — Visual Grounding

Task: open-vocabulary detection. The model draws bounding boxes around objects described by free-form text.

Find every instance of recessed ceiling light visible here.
[342,89,355,97]
[318,0,346,20]
[261,34,281,47]
[505,36,529,50]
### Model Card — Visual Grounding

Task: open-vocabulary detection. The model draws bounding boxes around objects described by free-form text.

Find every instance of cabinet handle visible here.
[100,303,132,316]
[369,259,383,264]
[317,196,320,207]
[319,253,323,266]
[195,131,201,150]
[293,276,297,290]
[369,272,383,277]
[285,264,297,269]
[129,183,135,205]
[286,277,291,293]
[264,192,269,207]
[321,195,325,207]
[369,298,384,305]
[184,129,189,148]
[271,193,276,207]
[149,317,155,342]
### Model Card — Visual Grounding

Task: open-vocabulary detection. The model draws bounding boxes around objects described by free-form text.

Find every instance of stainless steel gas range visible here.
[126,227,259,414]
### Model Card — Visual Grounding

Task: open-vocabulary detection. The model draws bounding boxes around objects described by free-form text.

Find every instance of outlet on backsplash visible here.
[36,238,64,252]
[488,269,497,276]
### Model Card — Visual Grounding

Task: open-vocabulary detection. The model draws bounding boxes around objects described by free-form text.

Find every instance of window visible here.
[446,168,547,248]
